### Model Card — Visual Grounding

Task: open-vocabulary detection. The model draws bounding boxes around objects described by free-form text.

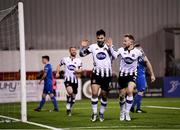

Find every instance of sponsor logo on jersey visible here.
[67,65,76,71]
[96,52,106,60]
[124,57,134,64]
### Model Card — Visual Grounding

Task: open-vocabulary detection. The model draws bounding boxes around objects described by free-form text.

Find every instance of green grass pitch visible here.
[0,98,180,129]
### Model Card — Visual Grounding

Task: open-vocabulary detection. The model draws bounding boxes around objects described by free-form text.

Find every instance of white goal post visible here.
[18,2,27,122]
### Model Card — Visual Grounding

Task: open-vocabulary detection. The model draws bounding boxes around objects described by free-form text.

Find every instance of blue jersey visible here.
[44,63,53,86]
[136,48,147,91]
[137,56,146,77]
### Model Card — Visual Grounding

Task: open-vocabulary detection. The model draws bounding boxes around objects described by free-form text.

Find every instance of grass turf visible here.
[0,98,180,129]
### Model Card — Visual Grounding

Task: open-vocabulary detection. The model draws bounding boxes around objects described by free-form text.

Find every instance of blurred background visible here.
[0,0,180,99]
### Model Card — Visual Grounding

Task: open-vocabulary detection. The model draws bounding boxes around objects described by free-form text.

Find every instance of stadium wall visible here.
[0,0,180,77]
[0,50,93,72]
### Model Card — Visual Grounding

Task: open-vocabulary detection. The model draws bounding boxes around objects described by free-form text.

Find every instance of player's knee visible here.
[49,93,54,98]
[127,88,134,95]
[67,88,73,95]
[67,91,73,96]
[92,91,98,97]
[127,90,133,96]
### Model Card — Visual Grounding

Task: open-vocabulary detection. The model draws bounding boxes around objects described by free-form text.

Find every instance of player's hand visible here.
[81,40,89,47]
[151,75,156,82]
[56,73,60,78]
[106,38,113,47]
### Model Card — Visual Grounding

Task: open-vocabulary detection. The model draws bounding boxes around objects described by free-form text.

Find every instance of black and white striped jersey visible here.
[60,57,82,83]
[110,46,143,76]
[80,43,113,77]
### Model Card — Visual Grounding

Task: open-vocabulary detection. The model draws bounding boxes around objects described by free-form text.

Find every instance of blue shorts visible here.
[136,75,147,92]
[43,83,53,94]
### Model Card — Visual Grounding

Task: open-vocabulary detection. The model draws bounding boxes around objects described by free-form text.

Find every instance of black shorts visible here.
[118,74,136,89]
[64,81,78,94]
[91,73,112,92]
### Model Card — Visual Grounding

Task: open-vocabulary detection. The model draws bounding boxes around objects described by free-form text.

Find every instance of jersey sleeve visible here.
[109,46,121,59]
[44,65,49,73]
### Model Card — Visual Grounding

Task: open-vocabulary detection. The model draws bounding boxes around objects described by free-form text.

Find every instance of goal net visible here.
[0,2,26,123]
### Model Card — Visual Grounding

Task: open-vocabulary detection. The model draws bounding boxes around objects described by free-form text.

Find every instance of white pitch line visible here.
[64,125,153,129]
[26,121,63,130]
[0,115,63,130]
[0,115,20,122]
[143,106,180,110]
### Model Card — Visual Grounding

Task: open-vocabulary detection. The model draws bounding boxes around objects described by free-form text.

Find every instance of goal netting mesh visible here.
[0,3,26,123]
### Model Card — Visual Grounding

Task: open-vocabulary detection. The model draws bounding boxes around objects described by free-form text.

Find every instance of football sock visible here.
[70,96,75,109]
[51,96,58,110]
[132,93,138,108]
[125,95,133,113]
[91,97,98,114]
[99,97,107,114]
[136,94,142,110]
[38,97,46,109]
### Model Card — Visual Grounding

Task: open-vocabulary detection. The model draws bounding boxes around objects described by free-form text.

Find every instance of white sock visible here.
[66,103,71,110]
[99,98,107,114]
[91,97,98,114]
[125,95,133,113]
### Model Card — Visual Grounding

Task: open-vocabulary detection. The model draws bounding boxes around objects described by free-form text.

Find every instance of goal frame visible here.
[18,2,27,122]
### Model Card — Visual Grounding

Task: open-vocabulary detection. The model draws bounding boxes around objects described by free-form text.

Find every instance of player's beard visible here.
[97,41,105,48]
[123,44,132,50]
[71,53,76,58]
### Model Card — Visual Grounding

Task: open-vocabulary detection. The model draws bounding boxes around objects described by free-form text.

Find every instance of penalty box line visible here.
[0,115,63,130]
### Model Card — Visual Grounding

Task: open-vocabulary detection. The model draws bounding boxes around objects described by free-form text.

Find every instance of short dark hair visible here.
[96,29,106,36]
[69,46,76,50]
[42,55,49,61]
[124,34,135,41]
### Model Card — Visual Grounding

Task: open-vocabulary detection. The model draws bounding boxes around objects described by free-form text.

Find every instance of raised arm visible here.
[79,40,91,57]
[56,64,61,78]
[106,38,120,59]
[144,56,156,82]
[56,59,64,78]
